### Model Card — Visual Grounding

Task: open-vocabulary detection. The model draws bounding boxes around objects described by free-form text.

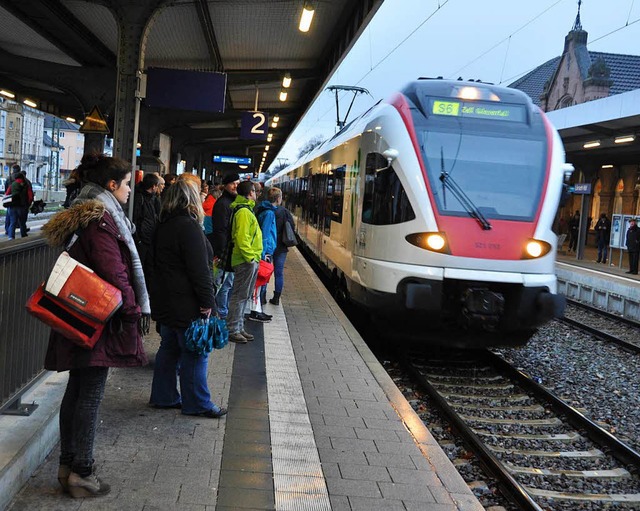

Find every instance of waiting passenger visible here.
[132,172,162,279]
[42,153,150,498]
[255,187,281,309]
[211,173,240,318]
[268,194,296,306]
[149,179,227,418]
[227,180,263,343]
[626,218,639,275]
[594,213,611,264]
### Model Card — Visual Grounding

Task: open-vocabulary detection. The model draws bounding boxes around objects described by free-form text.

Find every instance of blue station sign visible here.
[572,183,592,194]
[213,155,252,165]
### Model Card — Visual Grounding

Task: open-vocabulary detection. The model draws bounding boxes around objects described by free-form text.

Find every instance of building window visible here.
[9,121,13,129]
[7,143,12,153]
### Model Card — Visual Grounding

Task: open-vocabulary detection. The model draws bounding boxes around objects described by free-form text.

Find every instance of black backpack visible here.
[221,204,251,272]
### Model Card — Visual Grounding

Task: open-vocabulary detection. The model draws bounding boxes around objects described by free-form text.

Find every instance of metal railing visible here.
[0,236,59,414]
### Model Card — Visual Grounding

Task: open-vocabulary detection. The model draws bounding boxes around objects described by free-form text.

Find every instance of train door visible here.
[353,132,379,260]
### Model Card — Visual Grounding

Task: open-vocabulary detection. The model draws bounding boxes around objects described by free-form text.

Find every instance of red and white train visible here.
[268,79,569,347]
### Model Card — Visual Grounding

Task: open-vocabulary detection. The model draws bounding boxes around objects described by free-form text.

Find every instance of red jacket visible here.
[42,200,147,371]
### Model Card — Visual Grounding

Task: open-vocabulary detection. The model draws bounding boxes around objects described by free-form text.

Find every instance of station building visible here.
[510,12,640,232]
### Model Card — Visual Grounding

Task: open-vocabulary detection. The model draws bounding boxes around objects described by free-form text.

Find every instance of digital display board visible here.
[213,155,252,165]
[430,99,526,122]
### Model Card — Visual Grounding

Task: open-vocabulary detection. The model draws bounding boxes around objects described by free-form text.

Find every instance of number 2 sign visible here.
[241,111,269,140]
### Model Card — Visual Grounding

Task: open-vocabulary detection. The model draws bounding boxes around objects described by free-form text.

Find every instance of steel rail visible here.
[489,350,640,469]
[559,315,640,354]
[401,353,544,511]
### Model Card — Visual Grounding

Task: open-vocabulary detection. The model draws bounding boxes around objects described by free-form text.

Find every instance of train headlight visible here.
[406,232,450,254]
[522,239,551,259]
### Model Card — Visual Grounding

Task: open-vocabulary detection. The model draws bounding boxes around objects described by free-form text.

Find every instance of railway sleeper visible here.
[431,381,515,390]
[440,391,529,401]
[489,445,605,458]
[525,486,640,503]
[451,403,545,412]
[504,463,631,479]
[461,415,562,426]
[475,430,582,441]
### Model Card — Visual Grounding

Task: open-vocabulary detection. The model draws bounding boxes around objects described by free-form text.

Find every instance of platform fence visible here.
[0,237,59,414]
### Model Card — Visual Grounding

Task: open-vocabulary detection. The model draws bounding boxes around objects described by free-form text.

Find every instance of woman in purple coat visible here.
[42,154,150,498]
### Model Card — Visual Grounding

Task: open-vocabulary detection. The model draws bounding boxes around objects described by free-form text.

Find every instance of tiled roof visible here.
[43,133,63,149]
[590,51,640,95]
[509,50,640,106]
[44,114,79,131]
[509,56,560,106]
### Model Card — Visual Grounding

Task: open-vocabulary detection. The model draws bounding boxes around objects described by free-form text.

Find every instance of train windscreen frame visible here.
[417,105,547,222]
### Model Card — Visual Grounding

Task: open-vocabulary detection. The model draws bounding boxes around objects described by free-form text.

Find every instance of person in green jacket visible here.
[227,181,263,343]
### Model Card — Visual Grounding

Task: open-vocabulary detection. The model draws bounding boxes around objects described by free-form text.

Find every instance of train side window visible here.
[363,153,415,225]
[331,166,345,224]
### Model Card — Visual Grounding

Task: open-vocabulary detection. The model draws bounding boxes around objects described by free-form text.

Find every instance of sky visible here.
[271,0,640,168]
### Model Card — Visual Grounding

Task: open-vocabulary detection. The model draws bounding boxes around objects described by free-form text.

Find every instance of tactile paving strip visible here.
[264,305,331,510]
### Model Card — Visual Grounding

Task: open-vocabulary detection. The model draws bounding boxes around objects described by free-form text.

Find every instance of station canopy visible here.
[0,0,383,171]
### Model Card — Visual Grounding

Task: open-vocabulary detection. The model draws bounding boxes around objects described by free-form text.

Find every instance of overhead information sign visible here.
[145,68,226,113]
[241,111,268,140]
[213,155,252,165]
[430,99,526,122]
[79,105,110,134]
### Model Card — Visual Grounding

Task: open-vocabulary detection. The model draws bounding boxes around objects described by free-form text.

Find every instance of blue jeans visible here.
[215,272,234,318]
[597,239,608,263]
[7,206,27,238]
[260,251,287,302]
[150,325,220,415]
[59,366,109,476]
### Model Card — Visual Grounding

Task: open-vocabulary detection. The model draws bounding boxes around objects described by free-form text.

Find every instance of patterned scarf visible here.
[76,182,151,314]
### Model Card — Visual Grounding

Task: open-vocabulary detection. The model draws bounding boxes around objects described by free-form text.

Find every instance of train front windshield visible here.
[417,101,547,222]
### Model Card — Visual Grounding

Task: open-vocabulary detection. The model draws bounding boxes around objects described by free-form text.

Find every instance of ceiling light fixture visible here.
[0,89,15,99]
[65,117,76,123]
[265,145,270,151]
[267,133,273,142]
[271,121,278,128]
[282,73,292,88]
[583,140,600,149]
[601,164,614,169]
[614,134,635,144]
[279,90,288,102]
[299,2,315,32]
[23,98,37,108]
[273,115,280,123]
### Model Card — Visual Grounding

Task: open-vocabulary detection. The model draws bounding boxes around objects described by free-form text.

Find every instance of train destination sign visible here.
[430,99,526,122]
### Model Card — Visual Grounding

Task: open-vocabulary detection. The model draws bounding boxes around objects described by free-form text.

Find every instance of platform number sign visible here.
[241,111,269,140]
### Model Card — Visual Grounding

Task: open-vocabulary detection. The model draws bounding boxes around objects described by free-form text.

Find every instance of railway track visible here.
[560,299,640,353]
[403,349,640,510]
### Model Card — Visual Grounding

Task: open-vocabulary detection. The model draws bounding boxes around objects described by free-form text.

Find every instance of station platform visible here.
[2,248,483,511]
[556,244,640,320]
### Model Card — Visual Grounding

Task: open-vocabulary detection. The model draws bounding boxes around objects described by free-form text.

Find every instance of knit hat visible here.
[222,173,240,185]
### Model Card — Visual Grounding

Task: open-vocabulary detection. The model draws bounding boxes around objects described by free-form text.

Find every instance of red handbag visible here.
[255,259,274,287]
[26,252,123,349]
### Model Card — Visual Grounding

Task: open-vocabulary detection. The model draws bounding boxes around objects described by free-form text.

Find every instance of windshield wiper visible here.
[439,149,492,231]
